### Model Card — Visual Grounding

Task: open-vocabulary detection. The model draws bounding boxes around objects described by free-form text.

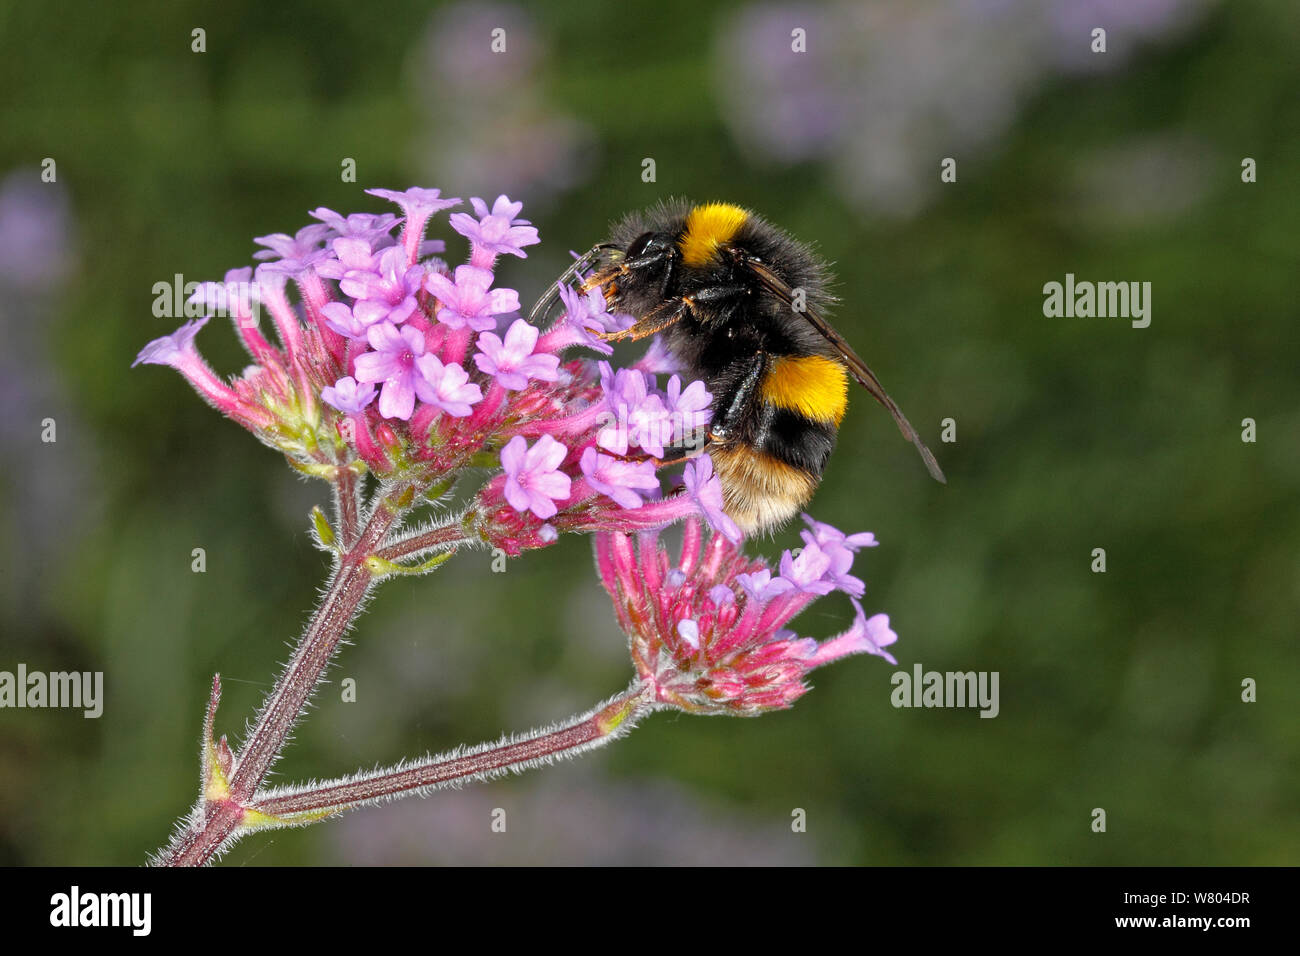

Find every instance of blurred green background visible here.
[1,0,1297,865]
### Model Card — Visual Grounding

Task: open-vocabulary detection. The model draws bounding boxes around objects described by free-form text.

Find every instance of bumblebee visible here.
[531,200,945,534]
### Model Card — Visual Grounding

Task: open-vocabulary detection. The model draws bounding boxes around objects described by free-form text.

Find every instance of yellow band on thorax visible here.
[679,203,749,267]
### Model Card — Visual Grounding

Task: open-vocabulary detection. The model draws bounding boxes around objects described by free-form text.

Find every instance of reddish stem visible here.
[255,684,654,818]
[373,523,470,563]
[334,467,360,548]
[153,500,400,866]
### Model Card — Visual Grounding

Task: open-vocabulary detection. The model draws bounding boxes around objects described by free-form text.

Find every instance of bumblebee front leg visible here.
[598,284,753,343]
[597,297,691,342]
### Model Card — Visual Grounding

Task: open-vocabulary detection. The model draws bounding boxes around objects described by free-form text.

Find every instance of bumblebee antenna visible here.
[527,243,619,328]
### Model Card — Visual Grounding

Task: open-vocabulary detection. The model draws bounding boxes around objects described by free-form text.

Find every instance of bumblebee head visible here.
[576,231,679,315]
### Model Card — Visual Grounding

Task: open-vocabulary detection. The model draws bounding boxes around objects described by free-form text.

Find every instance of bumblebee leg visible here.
[599,447,702,467]
[597,296,691,342]
[681,284,751,316]
[708,350,767,444]
[599,281,755,343]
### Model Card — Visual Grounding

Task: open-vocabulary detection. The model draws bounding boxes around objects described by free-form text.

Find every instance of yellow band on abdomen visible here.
[761,354,849,424]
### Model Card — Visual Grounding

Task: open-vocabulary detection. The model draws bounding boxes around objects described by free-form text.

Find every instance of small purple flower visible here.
[574,278,632,335]
[334,246,423,326]
[778,542,839,596]
[794,515,869,597]
[473,318,559,390]
[501,434,572,519]
[318,236,380,276]
[185,267,257,319]
[663,374,712,448]
[579,447,659,509]
[425,265,519,332]
[321,376,376,414]
[628,393,671,458]
[132,317,209,368]
[708,584,736,607]
[596,363,650,455]
[253,223,332,266]
[320,299,391,340]
[735,568,793,603]
[682,455,742,544]
[310,208,399,245]
[353,322,426,421]
[540,282,617,355]
[799,514,878,553]
[810,599,898,667]
[594,363,688,458]
[412,355,482,417]
[677,619,701,651]
[449,194,540,259]
[366,186,461,262]
[132,315,272,425]
[821,545,865,598]
[366,186,461,218]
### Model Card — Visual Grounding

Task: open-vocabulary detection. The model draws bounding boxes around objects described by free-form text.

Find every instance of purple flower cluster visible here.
[732,513,875,603]
[598,517,898,716]
[247,187,554,425]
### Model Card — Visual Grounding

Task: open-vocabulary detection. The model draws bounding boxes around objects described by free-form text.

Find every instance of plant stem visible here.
[230,502,396,797]
[334,467,360,548]
[254,683,655,819]
[374,523,471,562]
[152,499,401,867]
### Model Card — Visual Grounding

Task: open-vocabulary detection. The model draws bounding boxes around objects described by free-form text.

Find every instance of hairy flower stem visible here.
[253,683,656,819]
[374,522,471,562]
[333,467,361,548]
[153,498,402,867]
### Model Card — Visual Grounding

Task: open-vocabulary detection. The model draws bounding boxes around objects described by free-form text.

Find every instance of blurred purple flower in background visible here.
[715,0,1216,220]
[408,2,596,207]
[1048,0,1208,73]
[0,168,102,605]
[0,169,73,290]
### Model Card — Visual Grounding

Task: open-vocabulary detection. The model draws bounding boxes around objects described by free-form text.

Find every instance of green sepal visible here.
[310,506,337,550]
[364,549,456,579]
[423,476,456,503]
[288,458,338,480]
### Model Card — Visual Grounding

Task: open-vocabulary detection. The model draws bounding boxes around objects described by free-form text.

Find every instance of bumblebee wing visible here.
[743,258,947,484]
